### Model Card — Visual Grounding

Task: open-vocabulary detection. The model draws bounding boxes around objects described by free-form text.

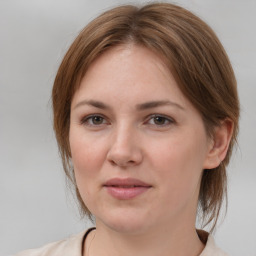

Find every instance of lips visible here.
[103,178,152,200]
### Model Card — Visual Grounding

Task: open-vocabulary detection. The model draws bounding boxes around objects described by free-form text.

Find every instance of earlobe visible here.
[203,119,234,169]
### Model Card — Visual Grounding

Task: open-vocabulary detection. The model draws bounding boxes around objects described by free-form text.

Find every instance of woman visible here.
[15,2,239,256]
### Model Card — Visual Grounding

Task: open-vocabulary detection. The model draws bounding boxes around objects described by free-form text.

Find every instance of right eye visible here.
[81,115,108,126]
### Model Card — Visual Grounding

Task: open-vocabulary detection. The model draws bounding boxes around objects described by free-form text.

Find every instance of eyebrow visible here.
[74,100,109,110]
[136,100,184,111]
[74,99,185,111]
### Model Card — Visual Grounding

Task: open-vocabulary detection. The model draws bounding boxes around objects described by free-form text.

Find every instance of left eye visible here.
[81,115,107,126]
[147,115,174,126]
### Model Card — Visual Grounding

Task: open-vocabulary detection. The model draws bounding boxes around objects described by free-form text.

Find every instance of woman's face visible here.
[70,45,214,234]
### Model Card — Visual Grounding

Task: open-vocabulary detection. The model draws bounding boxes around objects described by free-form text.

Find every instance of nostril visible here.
[109,159,117,166]
[108,158,136,167]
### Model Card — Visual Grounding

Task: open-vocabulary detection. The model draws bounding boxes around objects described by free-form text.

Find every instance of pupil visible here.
[93,116,103,124]
[154,116,165,125]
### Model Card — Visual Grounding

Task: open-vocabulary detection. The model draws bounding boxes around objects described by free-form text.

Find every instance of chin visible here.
[95,207,153,234]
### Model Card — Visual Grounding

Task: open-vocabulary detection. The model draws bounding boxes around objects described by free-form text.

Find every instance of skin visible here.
[69,44,232,256]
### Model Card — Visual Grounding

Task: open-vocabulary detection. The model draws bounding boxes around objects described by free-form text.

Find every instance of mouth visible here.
[103,178,152,200]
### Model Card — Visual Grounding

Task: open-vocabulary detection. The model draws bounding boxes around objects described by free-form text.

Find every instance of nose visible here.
[106,125,143,167]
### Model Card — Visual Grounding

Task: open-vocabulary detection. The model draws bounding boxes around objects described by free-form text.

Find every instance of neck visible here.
[84,221,205,256]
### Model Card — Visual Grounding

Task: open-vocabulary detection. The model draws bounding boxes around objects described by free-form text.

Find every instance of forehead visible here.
[84,44,170,82]
[72,44,188,108]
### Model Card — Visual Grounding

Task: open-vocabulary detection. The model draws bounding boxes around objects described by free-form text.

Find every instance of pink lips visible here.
[103,178,152,200]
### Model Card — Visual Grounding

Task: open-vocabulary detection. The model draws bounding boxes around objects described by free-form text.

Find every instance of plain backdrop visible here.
[1,0,255,255]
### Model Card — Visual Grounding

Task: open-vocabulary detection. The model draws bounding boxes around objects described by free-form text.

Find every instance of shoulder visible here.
[198,230,229,256]
[14,229,90,256]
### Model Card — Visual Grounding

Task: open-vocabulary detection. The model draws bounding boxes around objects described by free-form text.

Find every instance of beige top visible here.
[14,228,229,256]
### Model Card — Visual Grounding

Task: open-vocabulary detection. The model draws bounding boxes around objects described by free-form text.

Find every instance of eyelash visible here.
[81,115,108,126]
[80,114,175,128]
[145,114,175,126]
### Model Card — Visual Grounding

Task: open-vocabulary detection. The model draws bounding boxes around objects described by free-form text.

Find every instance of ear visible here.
[203,118,234,169]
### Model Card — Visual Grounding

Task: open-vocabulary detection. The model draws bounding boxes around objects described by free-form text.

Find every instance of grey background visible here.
[0,0,255,255]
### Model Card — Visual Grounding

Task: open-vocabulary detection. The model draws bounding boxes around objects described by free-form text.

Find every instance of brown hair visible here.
[52,3,239,231]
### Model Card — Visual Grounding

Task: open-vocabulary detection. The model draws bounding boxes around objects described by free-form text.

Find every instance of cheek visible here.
[149,132,207,198]
[69,130,108,181]
[69,132,108,207]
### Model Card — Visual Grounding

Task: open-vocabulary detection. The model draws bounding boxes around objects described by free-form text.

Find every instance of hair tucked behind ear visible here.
[52,2,239,232]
